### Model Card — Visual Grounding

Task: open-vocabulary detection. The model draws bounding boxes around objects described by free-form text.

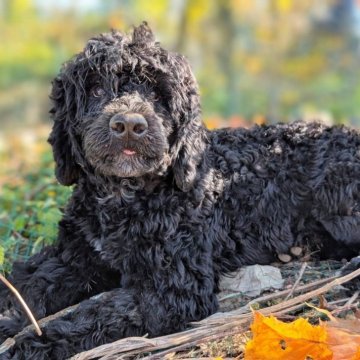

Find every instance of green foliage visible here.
[0,246,4,268]
[0,151,71,273]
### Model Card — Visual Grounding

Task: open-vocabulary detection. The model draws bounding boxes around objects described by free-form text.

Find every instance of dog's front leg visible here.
[1,289,143,360]
[0,242,119,343]
[3,278,218,360]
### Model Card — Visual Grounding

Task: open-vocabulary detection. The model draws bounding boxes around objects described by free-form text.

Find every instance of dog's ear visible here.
[172,115,206,192]
[166,55,206,192]
[132,22,155,45]
[48,76,81,186]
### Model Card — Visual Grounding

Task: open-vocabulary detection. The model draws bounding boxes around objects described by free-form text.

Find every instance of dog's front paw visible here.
[2,330,57,360]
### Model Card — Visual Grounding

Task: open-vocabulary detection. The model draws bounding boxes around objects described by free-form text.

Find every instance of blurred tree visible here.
[175,0,189,52]
[216,0,237,117]
[1,0,360,127]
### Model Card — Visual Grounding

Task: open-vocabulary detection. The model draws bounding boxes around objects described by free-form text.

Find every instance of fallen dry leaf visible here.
[220,264,284,297]
[245,312,360,360]
[245,312,332,359]
[325,319,360,360]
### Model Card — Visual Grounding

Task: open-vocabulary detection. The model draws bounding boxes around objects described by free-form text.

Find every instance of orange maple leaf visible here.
[245,312,360,359]
[245,312,332,360]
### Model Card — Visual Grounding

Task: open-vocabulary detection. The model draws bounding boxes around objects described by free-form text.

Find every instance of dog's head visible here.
[49,23,205,191]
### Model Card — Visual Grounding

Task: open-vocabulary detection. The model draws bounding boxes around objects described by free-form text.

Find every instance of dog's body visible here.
[1,24,360,359]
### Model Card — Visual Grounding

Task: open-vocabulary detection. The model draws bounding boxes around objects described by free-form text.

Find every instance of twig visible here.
[69,321,252,360]
[284,262,307,301]
[344,290,359,307]
[328,297,352,306]
[258,266,360,316]
[321,296,352,311]
[141,327,246,360]
[0,274,42,336]
[331,290,359,316]
[217,276,336,316]
[331,303,359,316]
[196,267,360,325]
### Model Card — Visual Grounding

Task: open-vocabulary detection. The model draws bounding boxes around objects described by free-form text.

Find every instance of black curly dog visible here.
[1,23,360,359]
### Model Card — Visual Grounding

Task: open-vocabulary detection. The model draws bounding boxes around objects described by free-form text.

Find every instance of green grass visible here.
[0,151,71,273]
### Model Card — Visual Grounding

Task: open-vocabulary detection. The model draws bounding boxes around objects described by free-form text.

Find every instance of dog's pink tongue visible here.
[123,149,136,156]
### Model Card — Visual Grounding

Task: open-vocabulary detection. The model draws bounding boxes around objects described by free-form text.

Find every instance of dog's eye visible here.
[91,86,106,98]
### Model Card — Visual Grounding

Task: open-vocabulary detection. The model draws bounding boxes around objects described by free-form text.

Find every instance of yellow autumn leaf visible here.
[245,312,360,360]
[245,312,332,360]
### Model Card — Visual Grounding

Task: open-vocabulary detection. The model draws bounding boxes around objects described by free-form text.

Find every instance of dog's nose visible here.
[109,113,148,138]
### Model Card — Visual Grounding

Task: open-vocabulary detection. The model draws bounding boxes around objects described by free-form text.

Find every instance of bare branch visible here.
[0,274,42,336]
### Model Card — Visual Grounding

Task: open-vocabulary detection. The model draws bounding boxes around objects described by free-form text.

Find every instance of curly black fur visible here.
[1,22,360,359]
